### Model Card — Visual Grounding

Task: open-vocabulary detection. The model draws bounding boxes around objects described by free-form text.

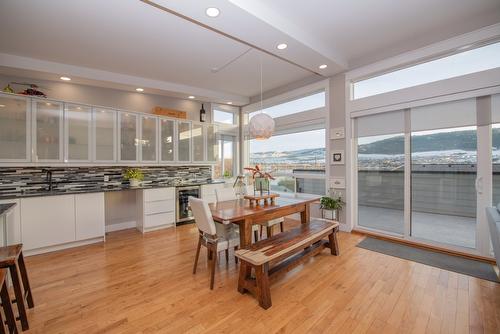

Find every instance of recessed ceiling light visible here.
[60,76,71,81]
[227,102,233,105]
[0,104,5,108]
[206,7,220,17]
[277,43,288,50]
[136,88,144,92]
[319,64,328,69]
[188,96,195,99]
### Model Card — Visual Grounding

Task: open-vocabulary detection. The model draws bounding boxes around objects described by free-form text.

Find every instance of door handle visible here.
[475,177,483,194]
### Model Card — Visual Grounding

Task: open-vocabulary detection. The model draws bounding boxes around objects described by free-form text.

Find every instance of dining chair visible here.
[215,187,261,242]
[245,185,285,238]
[189,196,240,289]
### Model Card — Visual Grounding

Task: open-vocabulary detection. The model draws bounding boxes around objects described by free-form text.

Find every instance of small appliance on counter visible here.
[176,185,200,225]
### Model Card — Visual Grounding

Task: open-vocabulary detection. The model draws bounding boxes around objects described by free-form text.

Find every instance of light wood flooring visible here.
[20,221,500,333]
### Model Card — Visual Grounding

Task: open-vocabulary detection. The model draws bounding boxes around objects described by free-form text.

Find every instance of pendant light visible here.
[249,53,274,140]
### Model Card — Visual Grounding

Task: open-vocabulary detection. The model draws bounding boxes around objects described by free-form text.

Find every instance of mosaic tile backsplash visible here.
[0,166,212,197]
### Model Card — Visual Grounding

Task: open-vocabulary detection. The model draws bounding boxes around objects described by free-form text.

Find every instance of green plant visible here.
[123,168,144,181]
[223,170,232,178]
[320,196,345,211]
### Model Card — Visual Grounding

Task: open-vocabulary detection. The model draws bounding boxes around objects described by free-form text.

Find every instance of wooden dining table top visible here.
[209,193,320,223]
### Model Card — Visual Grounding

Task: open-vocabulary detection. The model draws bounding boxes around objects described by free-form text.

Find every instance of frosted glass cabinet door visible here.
[0,94,29,161]
[34,100,63,161]
[177,121,191,162]
[160,119,175,162]
[206,124,219,162]
[93,108,116,162]
[192,123,205,162]
[140,115,157,162]
[65,104,91,161]
[119,112,138,162]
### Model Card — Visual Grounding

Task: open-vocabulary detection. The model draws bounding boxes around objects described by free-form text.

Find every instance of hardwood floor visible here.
[21,221,500,333]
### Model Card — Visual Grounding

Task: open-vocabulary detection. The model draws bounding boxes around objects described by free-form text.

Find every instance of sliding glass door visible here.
[410,99,477,248]
[354,96,495,255]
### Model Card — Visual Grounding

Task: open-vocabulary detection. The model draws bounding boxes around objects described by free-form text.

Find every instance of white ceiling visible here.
[0,0,498,104]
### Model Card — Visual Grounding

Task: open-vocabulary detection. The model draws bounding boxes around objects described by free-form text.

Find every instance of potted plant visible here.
[320,195,345,220]
[123,168,144,187]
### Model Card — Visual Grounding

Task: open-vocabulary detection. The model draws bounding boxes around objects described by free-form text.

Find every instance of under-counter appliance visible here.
[176,186,200,224]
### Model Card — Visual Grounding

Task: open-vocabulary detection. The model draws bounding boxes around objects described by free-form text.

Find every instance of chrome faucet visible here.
[42,169,53,191]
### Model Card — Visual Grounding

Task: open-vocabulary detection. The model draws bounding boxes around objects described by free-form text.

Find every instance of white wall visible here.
[0,74,211,121]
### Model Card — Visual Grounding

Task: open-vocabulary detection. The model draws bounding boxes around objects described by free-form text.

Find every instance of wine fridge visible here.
[176,186,200,224]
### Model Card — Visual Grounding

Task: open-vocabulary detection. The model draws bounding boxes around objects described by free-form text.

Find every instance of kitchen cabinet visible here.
[21,195,75,251]
[0,199,21,245]
[140,115,158,162]
[160,118,175,162]
[206,124,219,163]
[0,94,30,161]
[93,108,117,162]
[192,123,205,162]
[33,99,63,162]
[65,103,91,162]
[75,192,105,240]
[137,188,175,232]
[119,112,138,162]
[177,121,191,162]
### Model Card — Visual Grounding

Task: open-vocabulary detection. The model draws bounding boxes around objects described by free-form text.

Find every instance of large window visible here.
[213,109,235,125]
[249,129,325,194]
[352,42,500,99]
[214,135,236,179]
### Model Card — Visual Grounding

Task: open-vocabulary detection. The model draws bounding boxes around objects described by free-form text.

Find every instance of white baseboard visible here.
[105,221,137,232]
[142,223,175,233]
[24,237,104,256]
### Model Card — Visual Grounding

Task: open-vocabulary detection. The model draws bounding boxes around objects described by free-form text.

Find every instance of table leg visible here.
[300,203,310,224]
[239,218,253,248]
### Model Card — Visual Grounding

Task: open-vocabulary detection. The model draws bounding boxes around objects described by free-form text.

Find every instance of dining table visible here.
[209,193,321,248]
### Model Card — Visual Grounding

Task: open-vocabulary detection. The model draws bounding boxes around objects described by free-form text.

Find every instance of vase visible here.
[322,209,338,220]
[129,179,141,187]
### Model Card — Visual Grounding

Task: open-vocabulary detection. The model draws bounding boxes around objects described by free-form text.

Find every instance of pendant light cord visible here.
[260,53,263,113]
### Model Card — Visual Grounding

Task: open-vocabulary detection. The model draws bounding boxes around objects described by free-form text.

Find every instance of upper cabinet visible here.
[177,121,191,163]
[160,118,175,163]
[0,93,221,166]
[206,124,219,163]
[33,99,63,162]
[192,123,205,162]
[118,112,138,162]
[65,104,91,162]
[0,94,30,161]
[140,115,158,162]
[93,108,117,162]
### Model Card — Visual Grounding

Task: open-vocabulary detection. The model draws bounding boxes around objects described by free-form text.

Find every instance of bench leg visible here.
[9,263,29,331]
[328,228,340,256]
[0,281,17,334]
[237,261,251,294]
[255,263,272,309]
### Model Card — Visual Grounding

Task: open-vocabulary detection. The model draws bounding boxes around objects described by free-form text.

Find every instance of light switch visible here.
[331,127,345,139]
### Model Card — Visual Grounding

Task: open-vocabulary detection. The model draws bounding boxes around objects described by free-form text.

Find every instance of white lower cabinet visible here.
[20,193,105,254]
[137,188,175,232]
[75,192,105,240]
[21,195,76,251]
[0,199,21,245]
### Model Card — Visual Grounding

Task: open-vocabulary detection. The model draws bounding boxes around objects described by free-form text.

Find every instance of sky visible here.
[250,129,325,153]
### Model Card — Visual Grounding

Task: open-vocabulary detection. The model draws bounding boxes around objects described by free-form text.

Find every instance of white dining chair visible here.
[215,187,261,242]
[245,185,285,238]
[189,196,240,290]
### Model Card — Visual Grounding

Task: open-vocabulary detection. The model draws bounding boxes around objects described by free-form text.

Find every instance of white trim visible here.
[24,237,104,256]
[242,79,329,113]
[346,23,500,82]
[105,221,137,233]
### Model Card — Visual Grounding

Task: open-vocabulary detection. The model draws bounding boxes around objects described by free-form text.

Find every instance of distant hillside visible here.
[358,128,500,154]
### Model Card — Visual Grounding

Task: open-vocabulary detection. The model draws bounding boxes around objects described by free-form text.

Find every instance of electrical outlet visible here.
[104,175,110,182]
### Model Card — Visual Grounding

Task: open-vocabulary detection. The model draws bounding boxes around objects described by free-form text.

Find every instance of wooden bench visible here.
[235,218,340,309]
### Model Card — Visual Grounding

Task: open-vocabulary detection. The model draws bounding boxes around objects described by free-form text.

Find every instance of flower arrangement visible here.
[244,165,274,195]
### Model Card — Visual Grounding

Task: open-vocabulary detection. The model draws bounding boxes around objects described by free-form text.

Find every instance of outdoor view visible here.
[249,129,325,194]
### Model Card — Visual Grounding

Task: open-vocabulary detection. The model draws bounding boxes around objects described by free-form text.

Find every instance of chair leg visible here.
[0,280,17,334]
[0,308,5,334]
[17,252,33,309]
[259,225,263,239]
[9,263,28,331]
[255,263,272,309]
[234,246,239,264]
[279,221,284,233]
[209,245,217,290]
[193,236,202,274]
[254,229,259,242]
[225,249,229,263]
